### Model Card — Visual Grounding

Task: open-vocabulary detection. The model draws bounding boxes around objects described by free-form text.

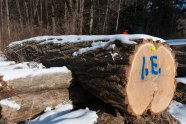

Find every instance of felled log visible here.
[0,67,72,99]
[5,35,184,77]
[5,35,177,116]
[0,85,97,124]
[0,89,71,123]
[174,82,186,104]
[170,44,186,77]
[70,40,177,116]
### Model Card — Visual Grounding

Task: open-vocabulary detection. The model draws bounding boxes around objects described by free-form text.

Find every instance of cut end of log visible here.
[125,40,177,116]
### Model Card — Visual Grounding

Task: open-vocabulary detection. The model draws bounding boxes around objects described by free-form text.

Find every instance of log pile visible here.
[2,35,180,123]
[0,64,96,123]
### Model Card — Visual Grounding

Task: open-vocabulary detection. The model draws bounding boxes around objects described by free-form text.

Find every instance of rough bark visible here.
[0,70,72,99]
[5,39,177,116]
[174,82,186,104]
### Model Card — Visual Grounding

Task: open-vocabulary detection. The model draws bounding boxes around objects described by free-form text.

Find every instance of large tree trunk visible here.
[5,37,177,116]
[70,40,177,116]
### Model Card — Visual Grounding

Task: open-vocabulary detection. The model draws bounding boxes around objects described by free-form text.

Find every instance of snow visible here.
[0,61,70,81]
[9,34,166,47]
[0,61,15,66]
[73,41,108,56]
[0,98,21,110]
[168,100,186,124]
[166,39,186,45]
[176,77,186,84]
[44,107,52,112]
[25,104,98,124]
[0,56,6,61]
[111,52,118,61]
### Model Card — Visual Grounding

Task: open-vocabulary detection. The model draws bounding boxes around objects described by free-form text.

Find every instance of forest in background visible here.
[0,0,186,50]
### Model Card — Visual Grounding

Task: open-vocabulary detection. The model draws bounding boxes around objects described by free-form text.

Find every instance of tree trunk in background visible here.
[40,0,43,27]
[79,0,84,34]
[5,0,10,37]
[45,0,49,30]
[0,0,3,48]
[115,0,121,33]
[1,0,3,26]
[33,0,39,18]
[51,0,56,34]
[24,0,30,28]
[16,0,23,30]
[103,0,109,34]
[89,0,94,34]
[65,0,72,16]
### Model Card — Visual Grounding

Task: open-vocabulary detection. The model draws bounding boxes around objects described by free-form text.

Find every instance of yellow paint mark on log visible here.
[166,66,170,71]
[151,46,156,51]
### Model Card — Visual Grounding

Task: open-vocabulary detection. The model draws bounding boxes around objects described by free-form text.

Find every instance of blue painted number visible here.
[141,56,161,80]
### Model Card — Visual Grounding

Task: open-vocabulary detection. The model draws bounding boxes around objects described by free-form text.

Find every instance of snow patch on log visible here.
[0,98,20,110]
[168,100,186,124]
[73,41,116,56]
[73,41,108,56]
[0,61,70,81]
[26,104,98,124]
[176,77,186,84]
[111,52,118,61]
[8,34,165,47]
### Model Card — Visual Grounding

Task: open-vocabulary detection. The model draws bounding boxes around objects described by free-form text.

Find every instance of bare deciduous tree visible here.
[89,0,94,34]
[5,0,10,37]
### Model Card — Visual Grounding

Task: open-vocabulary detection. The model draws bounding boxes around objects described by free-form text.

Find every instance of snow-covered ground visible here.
[177,77,186,84]
[25,104,98,124]
[168,101,186,124]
